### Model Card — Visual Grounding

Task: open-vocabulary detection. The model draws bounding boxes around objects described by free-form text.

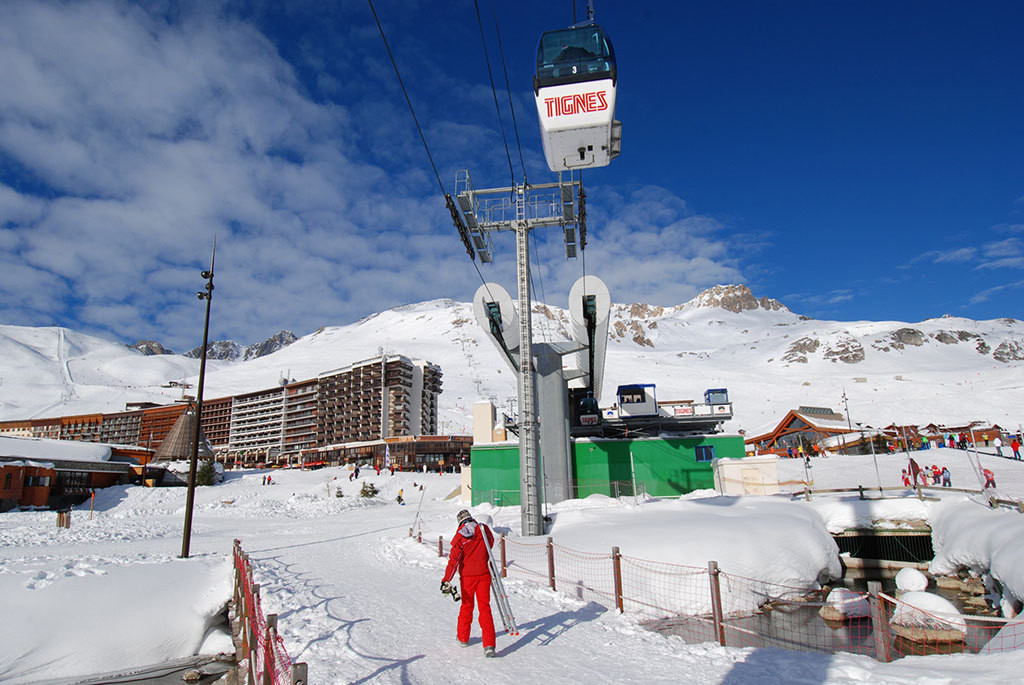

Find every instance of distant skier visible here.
[441,510,497,657]
[982,468,996,489]
[994,436,1003,457]
[901,469,911,487]
[931,465,941,485]
[941,466,951,487]
[1012,438,1021,460]
[396,488,404,505]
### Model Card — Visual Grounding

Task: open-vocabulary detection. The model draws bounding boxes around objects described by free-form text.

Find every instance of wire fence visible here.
[233,540,308,685]
[414,531,1024,661]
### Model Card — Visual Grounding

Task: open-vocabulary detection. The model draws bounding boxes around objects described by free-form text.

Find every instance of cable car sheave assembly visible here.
[369,0,623,536]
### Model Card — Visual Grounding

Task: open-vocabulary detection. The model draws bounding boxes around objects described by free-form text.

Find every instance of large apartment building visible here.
[0,353,444,465]
[317,355,442,446]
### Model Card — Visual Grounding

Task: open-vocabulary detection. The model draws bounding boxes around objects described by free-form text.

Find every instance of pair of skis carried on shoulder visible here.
[484,533,519,636]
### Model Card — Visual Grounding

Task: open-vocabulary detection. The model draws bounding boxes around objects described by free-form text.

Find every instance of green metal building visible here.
[470,434,746,506]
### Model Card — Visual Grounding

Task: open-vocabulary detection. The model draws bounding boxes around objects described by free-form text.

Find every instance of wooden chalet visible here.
[745,406,854,453]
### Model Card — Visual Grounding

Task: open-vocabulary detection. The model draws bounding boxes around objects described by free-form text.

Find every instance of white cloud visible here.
[968,280,1024,306]
[0,1,752,353]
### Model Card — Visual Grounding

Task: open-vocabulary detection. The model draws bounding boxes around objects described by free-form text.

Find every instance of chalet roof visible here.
[152,410,213,461]
[792,408,850,430]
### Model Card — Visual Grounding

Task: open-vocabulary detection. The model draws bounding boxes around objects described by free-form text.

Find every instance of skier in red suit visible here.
[441,510,497,657]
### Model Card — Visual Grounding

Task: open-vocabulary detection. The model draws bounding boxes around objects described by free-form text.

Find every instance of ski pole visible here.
[410,486,427,536]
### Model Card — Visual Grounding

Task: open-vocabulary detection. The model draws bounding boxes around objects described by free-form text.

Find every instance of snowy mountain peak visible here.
[130,340,174,356]
[185,330,297,361]
[685,284,790,314]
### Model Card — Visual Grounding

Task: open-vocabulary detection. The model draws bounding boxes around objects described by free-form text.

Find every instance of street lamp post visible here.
[181,240,216,559]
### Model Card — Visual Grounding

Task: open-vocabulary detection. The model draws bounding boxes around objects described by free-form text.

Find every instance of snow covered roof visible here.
[0,459,56,470]
[0,435,111,462]
[793,408,850,430]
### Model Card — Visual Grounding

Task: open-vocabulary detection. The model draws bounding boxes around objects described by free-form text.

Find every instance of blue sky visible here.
[1,0,1021,352]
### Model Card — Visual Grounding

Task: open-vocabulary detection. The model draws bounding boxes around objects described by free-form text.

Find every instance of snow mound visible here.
[929,500,1024,605]
[891,591,967,634]
[896,567,929,592]
[822,587,870,618]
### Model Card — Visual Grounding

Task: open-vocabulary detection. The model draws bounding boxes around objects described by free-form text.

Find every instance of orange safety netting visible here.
[233,541,298,684]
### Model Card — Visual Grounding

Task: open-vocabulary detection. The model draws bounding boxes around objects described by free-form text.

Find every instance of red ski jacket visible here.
[442,520,495,582]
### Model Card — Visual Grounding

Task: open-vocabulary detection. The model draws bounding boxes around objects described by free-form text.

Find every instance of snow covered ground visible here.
[3,452,1024,684]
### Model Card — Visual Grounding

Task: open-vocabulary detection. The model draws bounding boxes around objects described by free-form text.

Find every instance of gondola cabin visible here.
[534,23,621,172]
[615,383,657,418]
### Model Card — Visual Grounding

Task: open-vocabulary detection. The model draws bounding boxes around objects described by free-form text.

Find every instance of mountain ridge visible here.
[1,285,1022,436]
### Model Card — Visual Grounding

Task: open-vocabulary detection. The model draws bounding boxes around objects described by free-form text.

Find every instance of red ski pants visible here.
[458,573,495,648]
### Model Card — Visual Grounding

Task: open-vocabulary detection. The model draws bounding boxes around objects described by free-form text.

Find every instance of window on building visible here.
[3,472,12,489]
[695,445,716,463]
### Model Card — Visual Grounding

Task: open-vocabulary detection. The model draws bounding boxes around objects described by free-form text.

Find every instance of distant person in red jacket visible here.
[1012,438,1021,460]
[982,468,996,489]
[441,510,497,657]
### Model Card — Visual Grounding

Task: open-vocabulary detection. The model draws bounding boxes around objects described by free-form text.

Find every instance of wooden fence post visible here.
[417,530,422,544]
[438,536,444,557]
[264,614,277,685]
[708,561,726,646]
[291,662,308,685]
[547,537,556,590]
[612,546,623,613]
[500,535,507,578]
[868,581,890,662]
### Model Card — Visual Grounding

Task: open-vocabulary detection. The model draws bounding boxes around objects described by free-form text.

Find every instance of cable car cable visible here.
[367,0,446,198]
[367,0,495,300]
[490,0,528,185]
[472,0,516,187]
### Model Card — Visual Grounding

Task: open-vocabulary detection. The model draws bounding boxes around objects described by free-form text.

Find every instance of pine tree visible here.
[196,460,217,486]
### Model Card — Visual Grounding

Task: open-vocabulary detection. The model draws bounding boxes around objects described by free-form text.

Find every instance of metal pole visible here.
[181,239,215,559]
[516,184,543,537]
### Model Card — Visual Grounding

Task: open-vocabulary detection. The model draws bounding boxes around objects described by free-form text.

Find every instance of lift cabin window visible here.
[536,27,615,88]
[695,446,716,463]
[619,388,646,405]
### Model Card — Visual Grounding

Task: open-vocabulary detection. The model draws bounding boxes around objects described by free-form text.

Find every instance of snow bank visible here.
[545,495,842,616]
[0,556,232,682]
[929,499,1024,607]
[805,493,935,533]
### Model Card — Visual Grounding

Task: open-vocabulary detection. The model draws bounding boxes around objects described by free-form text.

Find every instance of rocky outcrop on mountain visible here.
[130,340,174,355]
[185,330,297,361]
[823,336,865,364]
[244,330,297,360]
[873,328,926,352]
[994,340,1024,363]
[610,319,654,347]
[686,284,789,313]
[186,340,243,361]
[782,337,820,364]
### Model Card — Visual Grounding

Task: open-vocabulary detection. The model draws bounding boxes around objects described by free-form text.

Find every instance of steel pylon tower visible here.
[455,171,585,536]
